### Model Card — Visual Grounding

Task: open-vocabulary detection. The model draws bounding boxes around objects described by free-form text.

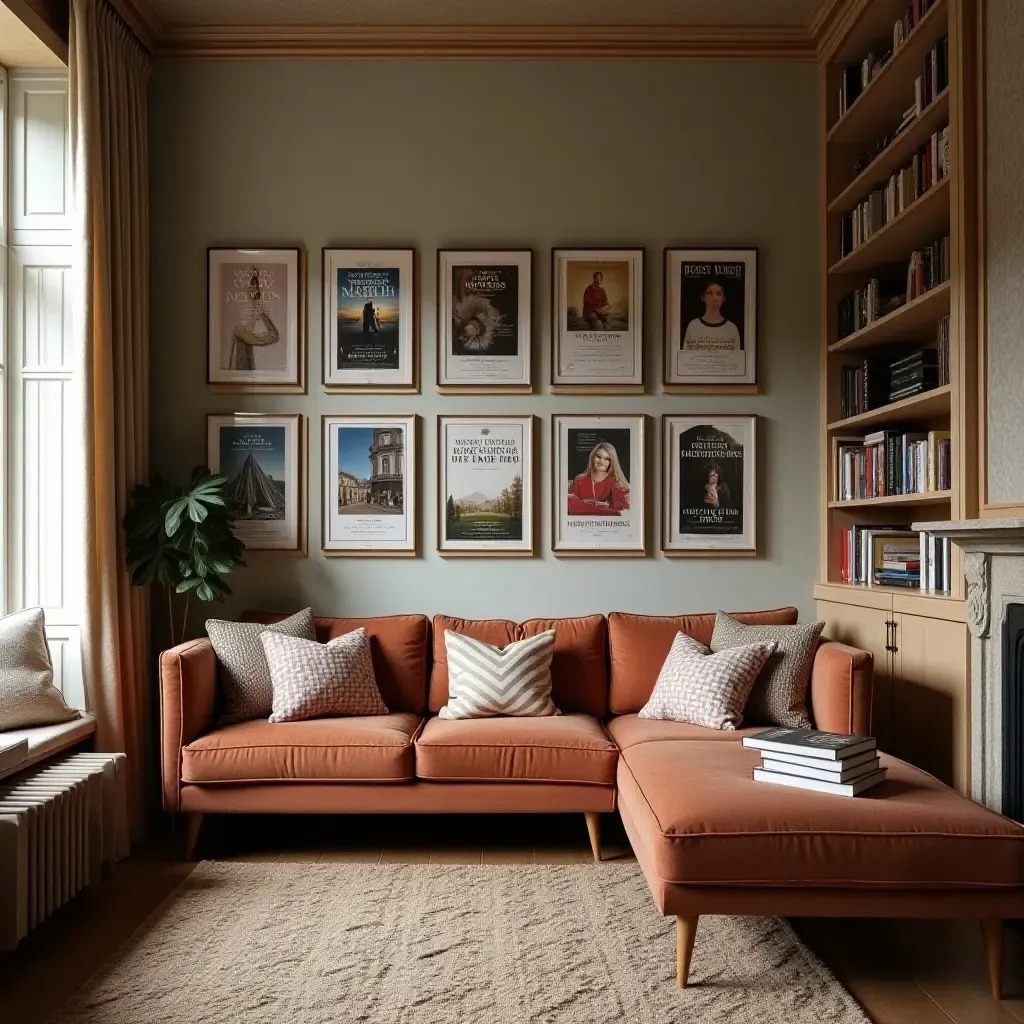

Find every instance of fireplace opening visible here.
[1003,603,1024,824]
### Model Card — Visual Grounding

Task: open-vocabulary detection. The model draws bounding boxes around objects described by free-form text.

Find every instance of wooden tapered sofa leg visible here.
[981,919,1004,1000]
[676,915,699,989]
[584,812,601,862]
[184,813,204,861]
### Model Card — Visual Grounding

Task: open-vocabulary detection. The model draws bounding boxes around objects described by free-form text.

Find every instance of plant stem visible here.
[166,584,176,648]
[181,592,191,643]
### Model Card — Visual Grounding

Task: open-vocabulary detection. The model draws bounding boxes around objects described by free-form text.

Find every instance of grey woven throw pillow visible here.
[262,629,389,724]
[0,607,79,730]
[710,610,825,729]
[638,632,777,731]
[206,608,317,723]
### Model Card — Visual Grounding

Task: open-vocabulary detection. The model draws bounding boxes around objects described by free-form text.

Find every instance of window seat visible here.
[0,713,96,782]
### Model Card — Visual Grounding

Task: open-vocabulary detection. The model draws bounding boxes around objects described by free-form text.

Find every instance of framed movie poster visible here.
[322,415,417,556]
[207,248,305,393]
[662,415,757,556]
[437,250,532,392]
[664,248,757,391]
[551,248,644,391]
[552,414,646,556]
[206,413,305,553]
[438,415,534,556]
[323,248,417,392]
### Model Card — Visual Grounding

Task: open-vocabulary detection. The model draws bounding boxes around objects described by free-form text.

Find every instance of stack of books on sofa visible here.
[743,728,886,797]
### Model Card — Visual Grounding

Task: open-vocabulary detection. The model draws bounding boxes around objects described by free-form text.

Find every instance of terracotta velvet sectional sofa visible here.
[160,607,1024,995]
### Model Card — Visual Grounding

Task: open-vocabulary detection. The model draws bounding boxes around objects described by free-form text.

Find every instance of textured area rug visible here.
[51,862,870,1024]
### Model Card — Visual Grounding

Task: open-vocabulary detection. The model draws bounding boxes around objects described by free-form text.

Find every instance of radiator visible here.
[0,752,128,950]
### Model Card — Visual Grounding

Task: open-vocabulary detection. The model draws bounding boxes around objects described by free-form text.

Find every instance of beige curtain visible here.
[70,0,151,840]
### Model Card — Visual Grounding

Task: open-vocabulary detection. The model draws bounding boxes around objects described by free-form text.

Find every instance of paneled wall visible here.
[150,60,821,625]
[2,68,83,707]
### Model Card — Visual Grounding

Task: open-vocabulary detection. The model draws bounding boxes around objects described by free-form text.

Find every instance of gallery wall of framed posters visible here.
[662,414,757,556]
[664,248,758,392]
[322,415,418,556]
[437,250,532,393]
[207,248,305,393]
[551,248,644,392]
[323,248,417,392]
[552,414,646,556]
[437,415,535,556]
[206,413,306,554]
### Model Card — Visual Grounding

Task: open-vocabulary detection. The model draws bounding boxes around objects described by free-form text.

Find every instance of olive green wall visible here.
[148,59,820,623]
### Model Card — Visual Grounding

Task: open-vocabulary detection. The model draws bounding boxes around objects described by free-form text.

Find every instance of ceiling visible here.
[142,0,822,28]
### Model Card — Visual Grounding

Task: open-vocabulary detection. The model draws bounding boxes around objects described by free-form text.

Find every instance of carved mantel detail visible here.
[965,551,990,639]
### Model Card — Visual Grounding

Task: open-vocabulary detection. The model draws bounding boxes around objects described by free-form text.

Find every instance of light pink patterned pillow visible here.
[260,628,389,723]
[638,631,777,731]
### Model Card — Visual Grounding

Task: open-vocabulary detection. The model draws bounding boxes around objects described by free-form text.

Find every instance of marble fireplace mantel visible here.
[911,517,1024,811]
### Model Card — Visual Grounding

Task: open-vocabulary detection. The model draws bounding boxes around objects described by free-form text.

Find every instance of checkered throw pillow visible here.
[710,611,825,729]
[260,628,389,724]
[638,632,777,731]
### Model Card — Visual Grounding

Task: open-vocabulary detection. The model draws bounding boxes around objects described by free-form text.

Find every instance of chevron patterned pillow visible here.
[638,632,777,731]
[438,629,559,720]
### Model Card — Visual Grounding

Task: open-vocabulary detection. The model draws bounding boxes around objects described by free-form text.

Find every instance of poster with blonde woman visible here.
[553,414,646,554]
[664,248,758,388]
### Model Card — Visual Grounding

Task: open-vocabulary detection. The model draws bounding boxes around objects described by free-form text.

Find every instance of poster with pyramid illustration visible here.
[207,414,303,551]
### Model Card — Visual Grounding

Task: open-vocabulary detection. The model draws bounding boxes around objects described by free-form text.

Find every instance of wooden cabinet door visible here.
[816,599,895,748]
[892,613,969,793]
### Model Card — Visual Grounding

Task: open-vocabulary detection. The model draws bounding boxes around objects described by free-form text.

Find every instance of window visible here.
[2,67,83,708]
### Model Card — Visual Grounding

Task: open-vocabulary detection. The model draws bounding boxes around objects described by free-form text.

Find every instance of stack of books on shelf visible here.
[840,354,890,417]
[744,728,886,797]
[890,347,938,402]
[839,130,949,257]
[839,524,952,593]
[914,36,949,115]
[835,427,951,500]
[907,234,950,300]
[893,0,940,52]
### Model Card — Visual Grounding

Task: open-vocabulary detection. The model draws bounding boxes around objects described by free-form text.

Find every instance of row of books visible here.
[836,428,951,500]
[840,339,947,419]
[744,729,886,797]
[907,235,950,301]
[915,36,949,115]
[893,0,940,52]
[838,129,948,257]
[936,313,951,386]
[837,277,904,337]
[836,5,942,122]
[840,525,952,594]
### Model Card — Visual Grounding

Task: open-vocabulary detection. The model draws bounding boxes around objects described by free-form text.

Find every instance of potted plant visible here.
[124,466,246,646]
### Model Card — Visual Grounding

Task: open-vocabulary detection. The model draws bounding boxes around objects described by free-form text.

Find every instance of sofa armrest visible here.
[159,638,217,812]
[808,641,873,737]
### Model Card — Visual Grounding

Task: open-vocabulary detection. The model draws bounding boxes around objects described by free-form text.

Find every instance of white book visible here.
[760,748,879,774]
[761,756,881,784]
[753,767,888,797]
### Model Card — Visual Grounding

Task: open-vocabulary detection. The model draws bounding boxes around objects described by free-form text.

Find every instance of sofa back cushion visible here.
[430,615,608,717]
[243,613,430,714]
[607,608,799,714]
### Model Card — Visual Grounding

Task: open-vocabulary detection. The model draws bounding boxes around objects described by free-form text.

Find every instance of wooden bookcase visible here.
[815,0,979,792]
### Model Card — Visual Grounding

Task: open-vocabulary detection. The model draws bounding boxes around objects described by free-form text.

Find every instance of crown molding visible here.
[810,0,871,60]
[154,23,816,61]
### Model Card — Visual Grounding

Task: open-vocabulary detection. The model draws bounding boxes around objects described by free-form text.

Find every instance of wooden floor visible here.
[1,812,1022,1024]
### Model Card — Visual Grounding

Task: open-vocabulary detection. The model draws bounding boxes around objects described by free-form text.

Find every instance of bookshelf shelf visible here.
[829,280,951,353]
[827,384,951,432]
[828,176,950,276]
[828,490,952,509]
[827,0,949,145]
[828,88,949,216]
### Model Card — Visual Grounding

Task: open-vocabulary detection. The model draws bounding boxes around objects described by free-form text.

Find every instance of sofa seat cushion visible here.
[618,740,1024,889]
[181,713,422,784]
[607,714,764,750]
[415,714,617,785]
